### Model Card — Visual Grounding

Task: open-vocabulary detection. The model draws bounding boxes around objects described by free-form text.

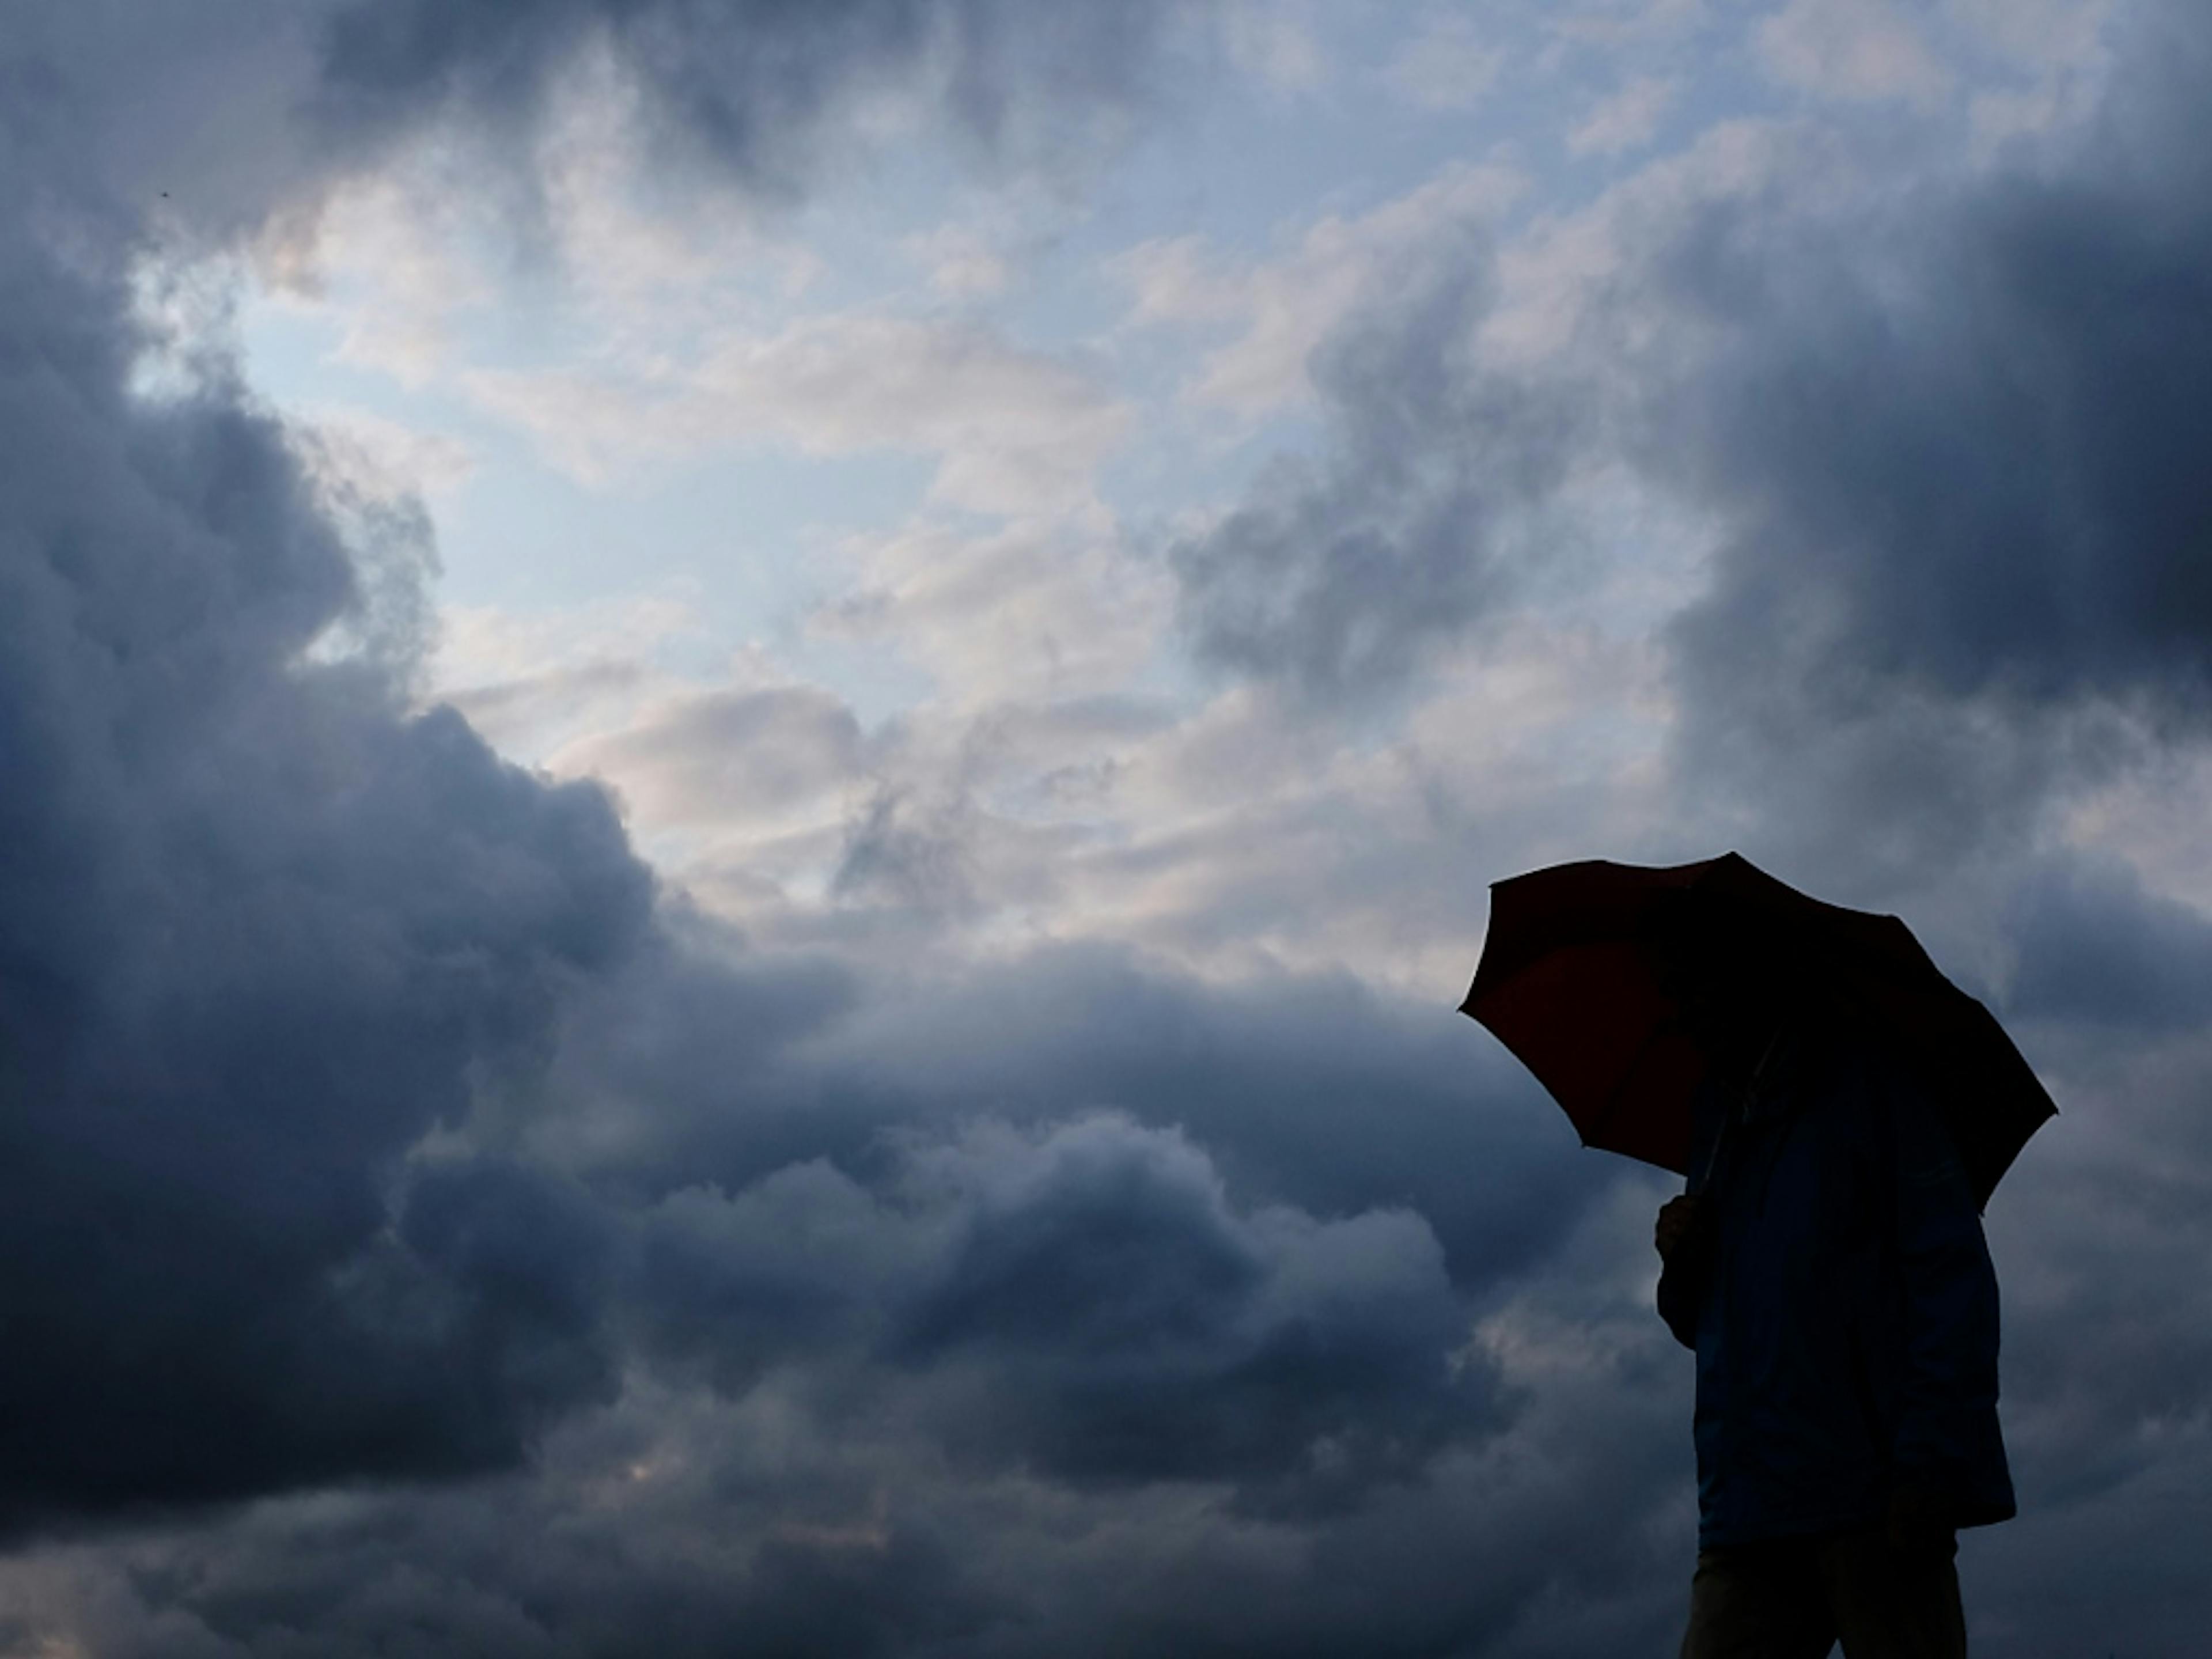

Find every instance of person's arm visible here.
[1654,1195,1707,1350]
[1888,1076,2013,1532]
[1654,1077,1730,1350]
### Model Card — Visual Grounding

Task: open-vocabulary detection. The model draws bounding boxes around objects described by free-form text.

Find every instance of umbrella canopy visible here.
[1459,852,2056,1207]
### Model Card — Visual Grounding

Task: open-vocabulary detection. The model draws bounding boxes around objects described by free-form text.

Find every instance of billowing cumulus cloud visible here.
[0,243,652,1525]
[635,1112,1486,1506]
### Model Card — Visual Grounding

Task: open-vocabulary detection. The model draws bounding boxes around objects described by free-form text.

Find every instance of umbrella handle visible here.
[1689,1020,1787,1196]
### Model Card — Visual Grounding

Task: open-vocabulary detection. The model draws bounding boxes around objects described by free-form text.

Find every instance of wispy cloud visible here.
[465,313,1131,517]
[1757,0,1955,106]
[1567,74,1677,156]
[1382,10,1510,111]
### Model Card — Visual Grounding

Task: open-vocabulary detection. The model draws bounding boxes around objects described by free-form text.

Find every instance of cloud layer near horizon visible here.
[5,2,2212,1656]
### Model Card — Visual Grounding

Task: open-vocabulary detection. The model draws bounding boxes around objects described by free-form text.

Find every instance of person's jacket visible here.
[1657,1016,2016,1549]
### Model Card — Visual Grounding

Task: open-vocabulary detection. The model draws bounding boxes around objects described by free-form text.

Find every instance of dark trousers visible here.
[1679,1528,1965,1659]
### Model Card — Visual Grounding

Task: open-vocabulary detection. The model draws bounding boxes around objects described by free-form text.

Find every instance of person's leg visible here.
[1817,1528,1967,1659]
[1680,1539,1838,1659]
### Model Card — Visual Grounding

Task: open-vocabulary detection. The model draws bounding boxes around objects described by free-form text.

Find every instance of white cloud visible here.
[1478,117,1804,369]
[1757,0,1953,107]
[1546,0,1713,51]
[1382,11,1508,112]
[429,593,716,766]
[554,681,869,836]
[465,313,1130,518]
[813,517,1172,710]
[1115,160,1527,416]
[1221,0,1327,94]
[302,406,478,498]
[1567,75,1677,157]
[903,222,1013,300]
[275,169,499,388]
[1944,0,2115,69]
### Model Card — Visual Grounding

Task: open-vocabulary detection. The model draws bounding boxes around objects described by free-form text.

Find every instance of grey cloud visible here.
[885,1116,1483,1506]
[1636,7,2212,886]
[1171,239,1590,702]
[1661,134,2212,718]
[0,1167,1705,1659]
[0,297,653,1525]
[312,0,1200,196]
[832,783,980,914]
[1174,1,2212,808]
[626,1115,1490,1515]
[0,18,661,1530]
[541,938,1604,1294]
[7,0,1205,228]
[1635,97,2202,892]
[2004,855,2212,1031]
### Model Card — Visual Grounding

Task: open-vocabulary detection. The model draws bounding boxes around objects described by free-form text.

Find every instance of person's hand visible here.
[1654,1195,1704,1263]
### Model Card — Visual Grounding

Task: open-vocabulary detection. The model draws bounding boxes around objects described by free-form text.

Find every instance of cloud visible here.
[1633,5,2212,898]
[2004,857,2212,1031]
[556,683,869,834]
[632,1112,1487,1509]
[1756,0,1954,107]
[0,0,1205,1545]
[1945,0,2116,70]
[0,1167,1700,1658]
[1116,161,1528,416]
[309,0,1206,195]
[465,313,1130,517]
[1167,0,2212,812]
[814,516,1172,706]
[1660,98,2212,719]
[15,0,2212,1653]
[1382,12,1508,113]
[1567,74,1676,157]
[1220,0,1326,96]
[1169,241,1590,700]
[0,251,654,1525]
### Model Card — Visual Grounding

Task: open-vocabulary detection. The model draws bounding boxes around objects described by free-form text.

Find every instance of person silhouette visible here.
[1653,942,2014,1659]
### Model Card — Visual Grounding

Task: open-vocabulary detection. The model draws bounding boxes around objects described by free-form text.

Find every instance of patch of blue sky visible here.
[445,440,930,607]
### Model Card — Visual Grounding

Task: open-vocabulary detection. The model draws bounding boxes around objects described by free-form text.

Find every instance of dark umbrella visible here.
[1459,852,2056,1207]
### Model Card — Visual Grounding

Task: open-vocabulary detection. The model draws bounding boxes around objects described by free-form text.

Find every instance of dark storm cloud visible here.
[2005,856,2212,1030]
[627,1113,1491,1514]
[0,1136,1700,1659]
[1634,12,2212,891]
[1660,6,2212,729]
[887,1115,1482,1505]
[0,221,652,1524]
[545,938,1603,1293]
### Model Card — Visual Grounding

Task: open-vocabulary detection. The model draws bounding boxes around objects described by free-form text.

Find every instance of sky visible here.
[1,0,2208,1653]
